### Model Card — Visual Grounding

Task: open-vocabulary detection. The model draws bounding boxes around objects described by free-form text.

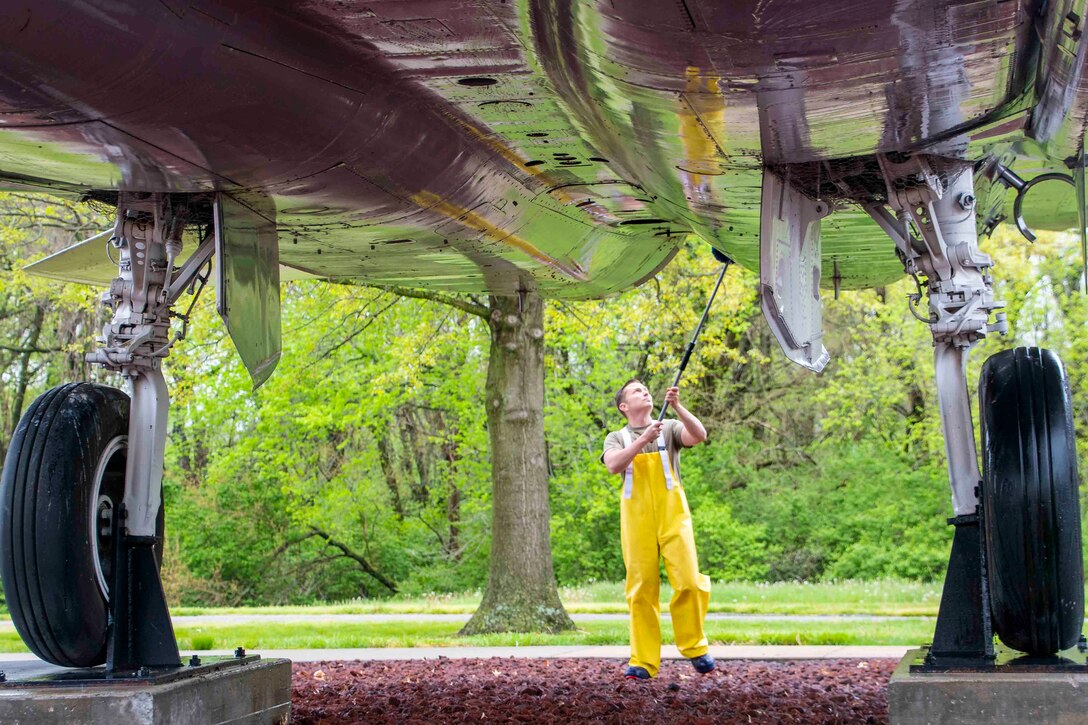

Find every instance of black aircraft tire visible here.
[0,382,163,668]
[980,347,1084,656]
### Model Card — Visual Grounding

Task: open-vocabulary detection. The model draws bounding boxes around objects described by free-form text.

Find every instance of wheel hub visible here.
[90,435,127,599]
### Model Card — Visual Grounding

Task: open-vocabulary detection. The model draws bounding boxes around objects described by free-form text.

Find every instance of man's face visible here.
[620,382,652,416]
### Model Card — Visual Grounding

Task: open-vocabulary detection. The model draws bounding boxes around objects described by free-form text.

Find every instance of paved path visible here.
[0,644,912,666]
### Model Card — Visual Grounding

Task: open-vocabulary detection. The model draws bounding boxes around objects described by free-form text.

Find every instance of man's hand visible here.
[604,420,663,474]
[637,420,664,445]
[664,387,680,408]
[666,386,708,446]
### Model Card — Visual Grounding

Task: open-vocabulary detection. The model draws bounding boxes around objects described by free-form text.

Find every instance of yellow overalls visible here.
[619,427,711,677]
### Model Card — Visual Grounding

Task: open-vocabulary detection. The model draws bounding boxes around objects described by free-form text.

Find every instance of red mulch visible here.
[291,658,895,724]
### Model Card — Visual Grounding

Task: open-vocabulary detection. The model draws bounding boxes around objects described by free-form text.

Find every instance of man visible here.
[601,379,714,680]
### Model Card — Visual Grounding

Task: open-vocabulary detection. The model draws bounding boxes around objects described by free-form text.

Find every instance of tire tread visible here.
[981,347,1084,655]
[0,383,130,667]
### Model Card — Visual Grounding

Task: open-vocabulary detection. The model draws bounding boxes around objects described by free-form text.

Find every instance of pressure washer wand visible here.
[657,257,731,423]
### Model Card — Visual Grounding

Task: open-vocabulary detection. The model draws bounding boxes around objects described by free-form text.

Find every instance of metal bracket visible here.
[864,202,912,257]
[992,164,1075,243]
[87,194,209,374]
[989,155,1088,290]
[877,154,957,280]
[164,233,214,304]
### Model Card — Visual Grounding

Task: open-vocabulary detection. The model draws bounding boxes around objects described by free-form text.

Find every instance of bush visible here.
[767,548,827,582]
[692,501,769,581]
[550,506,625,586]
[826,525,949,581]
[397,555,488,598]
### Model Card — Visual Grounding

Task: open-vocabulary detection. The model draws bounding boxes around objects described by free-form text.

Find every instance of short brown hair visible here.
[614,378,644,411]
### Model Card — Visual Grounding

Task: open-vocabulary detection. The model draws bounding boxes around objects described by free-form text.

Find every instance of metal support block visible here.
[926,513,993,666]
[106,508,180,671]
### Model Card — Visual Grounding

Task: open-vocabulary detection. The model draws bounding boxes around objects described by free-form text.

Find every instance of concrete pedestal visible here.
[0,656,291,724]
[889,647,1088,724]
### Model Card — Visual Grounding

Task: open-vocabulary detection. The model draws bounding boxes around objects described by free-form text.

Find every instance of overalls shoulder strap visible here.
[619,428,635,499]
[619,425,675,499]
[656,424,675,490]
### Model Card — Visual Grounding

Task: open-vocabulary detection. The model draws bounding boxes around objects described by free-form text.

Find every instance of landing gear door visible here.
[213,192,282,388]
[759,168,830,373]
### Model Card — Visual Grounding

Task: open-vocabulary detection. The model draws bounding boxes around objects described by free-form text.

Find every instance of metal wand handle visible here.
[657,262,730,422]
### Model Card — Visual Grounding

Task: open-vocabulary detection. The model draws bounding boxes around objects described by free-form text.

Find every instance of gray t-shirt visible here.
[601,419,690,482]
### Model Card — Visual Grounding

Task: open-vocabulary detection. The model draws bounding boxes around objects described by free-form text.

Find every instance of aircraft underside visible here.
[0,0,1084,680]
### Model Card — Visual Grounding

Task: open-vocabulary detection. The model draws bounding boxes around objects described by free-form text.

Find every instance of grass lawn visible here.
[173,617,934,650]
[0,615,943,653]
[171,579,943,617]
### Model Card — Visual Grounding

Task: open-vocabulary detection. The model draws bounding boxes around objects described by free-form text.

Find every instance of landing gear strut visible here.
[0,192,214,670]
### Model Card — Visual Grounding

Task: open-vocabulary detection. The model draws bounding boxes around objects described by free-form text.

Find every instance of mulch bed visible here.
[291,657,896,724]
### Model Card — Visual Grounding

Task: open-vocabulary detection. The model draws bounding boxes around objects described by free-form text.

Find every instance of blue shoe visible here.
[624,665,651,680]
[689,654,716,673]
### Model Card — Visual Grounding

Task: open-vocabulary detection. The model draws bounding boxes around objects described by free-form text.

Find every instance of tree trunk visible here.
[441,413,462,559]
[376,433,406,518]
[2,305,44,460]
[447,483,461,559]
[461,288,574,634]
[400,406,431,504]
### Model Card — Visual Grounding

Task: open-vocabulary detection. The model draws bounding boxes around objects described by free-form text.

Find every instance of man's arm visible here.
[602,421,664,474]
[664,387,707,446]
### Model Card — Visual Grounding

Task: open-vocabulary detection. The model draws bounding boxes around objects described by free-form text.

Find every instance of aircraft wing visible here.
[5,0,1088,382]
[0,0,1061,298]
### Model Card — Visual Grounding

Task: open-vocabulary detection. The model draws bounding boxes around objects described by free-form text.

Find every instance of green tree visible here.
[388,284,573,634]
[0,193,108,456]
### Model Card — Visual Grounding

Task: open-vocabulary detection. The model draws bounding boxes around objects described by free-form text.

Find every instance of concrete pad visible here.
[889,647,1088,724]
[0,657,291,725]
